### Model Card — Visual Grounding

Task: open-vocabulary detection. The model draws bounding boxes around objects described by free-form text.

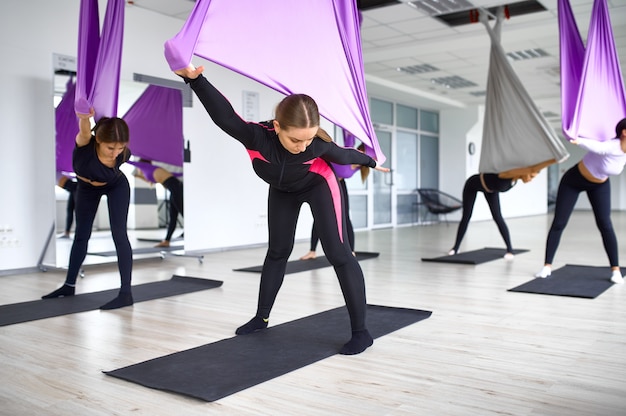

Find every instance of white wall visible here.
[180,61,318,252]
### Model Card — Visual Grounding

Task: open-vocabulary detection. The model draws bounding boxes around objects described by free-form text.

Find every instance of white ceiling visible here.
[127,0,626,129]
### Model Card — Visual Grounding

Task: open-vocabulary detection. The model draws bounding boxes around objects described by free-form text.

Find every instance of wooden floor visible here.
[1,211,625,415]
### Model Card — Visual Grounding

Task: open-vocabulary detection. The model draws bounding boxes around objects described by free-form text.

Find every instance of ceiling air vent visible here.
[431,75,477,89]
[397,63,439,74]
[507,48,549,61]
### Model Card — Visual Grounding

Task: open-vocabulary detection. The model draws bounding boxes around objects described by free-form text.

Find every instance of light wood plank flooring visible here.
[0,212,625,415]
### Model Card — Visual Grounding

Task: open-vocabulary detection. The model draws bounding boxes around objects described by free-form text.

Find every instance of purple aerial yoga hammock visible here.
[56,79,79,175]
[123,85,185,167]
[163,0,385,164]
[559,0,626,141]
[74,0,125,119]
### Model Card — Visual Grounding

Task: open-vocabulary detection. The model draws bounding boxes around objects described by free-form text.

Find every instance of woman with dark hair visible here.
[448,173,519,259]
[43,108,135,310]
[536,118,626,284]
[175,64,389,355]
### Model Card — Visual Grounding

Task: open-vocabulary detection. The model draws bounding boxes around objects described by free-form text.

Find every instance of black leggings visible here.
[65,176,132,292]
[257,177,367,332]
[544,165,618,266]
[62,180,78,233]
[162,177,184,241]
[452,174,513,252]
[309,179,354,252]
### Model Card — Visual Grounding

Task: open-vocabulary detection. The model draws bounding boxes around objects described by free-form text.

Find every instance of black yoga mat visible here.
[508,264,623,298]
[421,247,529,265]
[88,245,184,256]
[233,251,380,273]
[0,276,223,327]
[136,236,183,243]
[105,304,432,402]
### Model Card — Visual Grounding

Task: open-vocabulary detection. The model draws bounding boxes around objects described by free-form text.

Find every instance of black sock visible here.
[339,329,373,355]
[100,292,134,310]
[42,284,75,299]
[235,315,268,335]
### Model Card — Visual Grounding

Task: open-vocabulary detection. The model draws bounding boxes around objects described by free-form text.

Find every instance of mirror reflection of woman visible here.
[42,108,135,310]
[131,159,184,248]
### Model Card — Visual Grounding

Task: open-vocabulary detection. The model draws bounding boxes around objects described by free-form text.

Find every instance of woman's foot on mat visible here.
[42,284,75,299]
[339,329,373,355]
[447,249,457,256]
[100,292,134,310]
[154,240,170,248]
[504,252,515,260]
[535,265,551,278]
[300,251,316,260]
[610,270,624,284]
[235,316,268,335]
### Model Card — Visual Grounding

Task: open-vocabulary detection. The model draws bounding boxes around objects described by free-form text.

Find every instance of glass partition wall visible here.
[339,98,439,230]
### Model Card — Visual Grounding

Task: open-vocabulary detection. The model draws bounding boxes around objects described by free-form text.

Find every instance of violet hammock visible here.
[56,78,79,175]
[478,7,569,180]
[123,85,185,167]
[559,0,626,142]
[163,0,385,164]
[74,0,125,119]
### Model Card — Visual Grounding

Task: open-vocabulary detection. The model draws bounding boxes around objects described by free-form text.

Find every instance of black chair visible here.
[416,188,463,225]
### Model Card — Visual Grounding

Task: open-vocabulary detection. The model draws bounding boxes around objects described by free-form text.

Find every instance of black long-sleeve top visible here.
[73,136,130,184]
[186,74,376,192]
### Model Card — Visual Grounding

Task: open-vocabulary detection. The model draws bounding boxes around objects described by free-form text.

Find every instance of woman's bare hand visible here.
[174,64,205,80]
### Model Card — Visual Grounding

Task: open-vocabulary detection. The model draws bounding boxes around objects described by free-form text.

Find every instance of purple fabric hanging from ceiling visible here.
[123,85,184,167]
[559,0,626,141]
[75,0,125,119]
[56,79,79,175]
[164,0,385,164]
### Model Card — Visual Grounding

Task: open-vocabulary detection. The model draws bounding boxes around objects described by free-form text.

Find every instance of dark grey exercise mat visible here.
[421,247,529,265]
[88,245,184,256]
[507,264,623,298]
[104,304,432,402]
[136,238,182,243]
[0,276,223,327]
[233,251,380,273]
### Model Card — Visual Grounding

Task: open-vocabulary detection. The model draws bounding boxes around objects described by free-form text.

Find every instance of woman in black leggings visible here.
[43,108,134,310]
[535,118,626,283]
[175,64,389,355]
[449,173,517,259]
[131,160,184,247]
[57,175,78,238]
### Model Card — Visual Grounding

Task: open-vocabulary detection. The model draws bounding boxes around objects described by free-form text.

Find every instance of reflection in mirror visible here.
[52,54,185,268]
